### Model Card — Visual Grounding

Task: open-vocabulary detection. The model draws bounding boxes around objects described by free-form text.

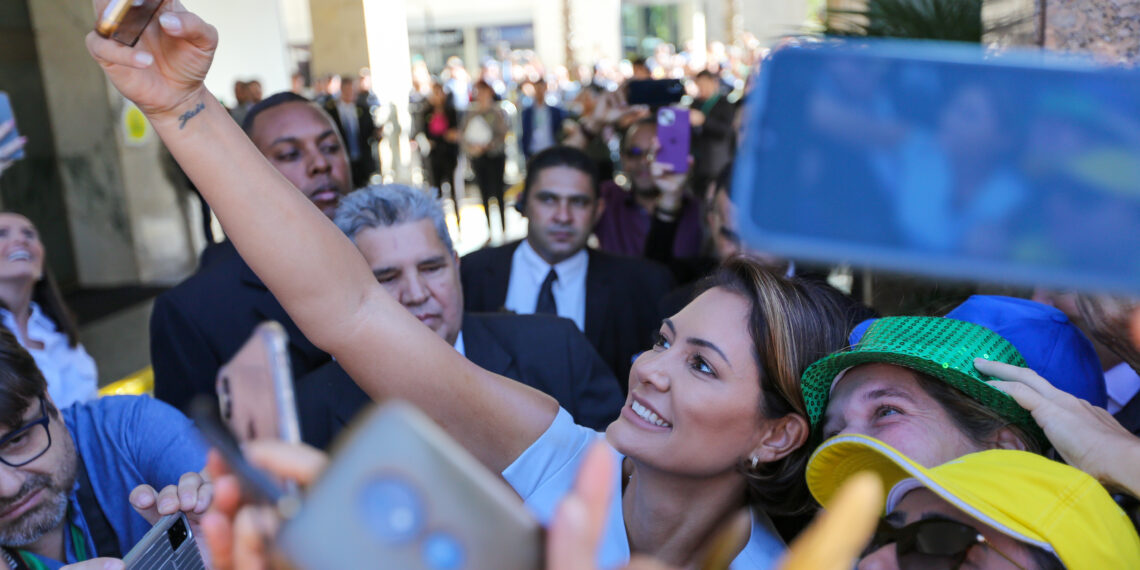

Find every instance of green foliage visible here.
[826,0,984,43]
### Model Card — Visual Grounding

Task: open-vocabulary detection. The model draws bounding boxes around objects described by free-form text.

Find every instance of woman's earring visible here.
[750,456,758,469]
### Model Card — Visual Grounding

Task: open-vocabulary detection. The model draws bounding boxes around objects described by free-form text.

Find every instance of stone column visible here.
[1044,0,1140,63]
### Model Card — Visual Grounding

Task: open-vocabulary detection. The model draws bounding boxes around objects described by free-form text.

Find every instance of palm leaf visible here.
[824,0,987,43]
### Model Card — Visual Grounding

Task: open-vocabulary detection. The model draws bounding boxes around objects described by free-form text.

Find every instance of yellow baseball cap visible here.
[806,434,1140,568]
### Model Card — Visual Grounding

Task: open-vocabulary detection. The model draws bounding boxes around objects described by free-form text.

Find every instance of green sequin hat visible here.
[800,316,1048,449]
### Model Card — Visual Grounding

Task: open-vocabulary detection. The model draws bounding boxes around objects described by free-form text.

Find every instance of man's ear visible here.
[991,426,1029,452]
[751,413,809,463]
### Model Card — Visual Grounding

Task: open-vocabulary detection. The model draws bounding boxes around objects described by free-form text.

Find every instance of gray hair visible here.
[333,184,454,254]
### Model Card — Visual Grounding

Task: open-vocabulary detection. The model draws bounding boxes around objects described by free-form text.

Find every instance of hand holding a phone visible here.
[200,441,327,570]
[0,121,26,178]
[128,470,213,525]
[85,0,217,121]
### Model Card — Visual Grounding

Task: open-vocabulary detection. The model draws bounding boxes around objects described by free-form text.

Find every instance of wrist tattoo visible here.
[178,102,206,130]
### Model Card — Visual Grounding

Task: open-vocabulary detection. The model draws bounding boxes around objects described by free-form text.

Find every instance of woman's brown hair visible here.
[695,256,872,516]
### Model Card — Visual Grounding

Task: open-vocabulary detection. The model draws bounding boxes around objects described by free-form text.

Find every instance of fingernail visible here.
[159,12,182,32]
[133,51,154,66]
[159,498,177,511]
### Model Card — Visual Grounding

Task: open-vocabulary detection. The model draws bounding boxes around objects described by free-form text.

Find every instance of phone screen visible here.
[0,93,25,161]
[735,41,1140,294]
[96,0,166,47]
[627,79,685,107]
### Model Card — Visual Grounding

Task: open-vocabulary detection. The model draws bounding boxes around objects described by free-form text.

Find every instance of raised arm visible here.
[85,1,557,471]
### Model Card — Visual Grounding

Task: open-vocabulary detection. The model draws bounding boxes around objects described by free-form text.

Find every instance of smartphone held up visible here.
[95,0,166,47]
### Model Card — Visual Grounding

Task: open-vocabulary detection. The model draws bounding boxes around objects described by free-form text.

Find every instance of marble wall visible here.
[1044,0,1140,63]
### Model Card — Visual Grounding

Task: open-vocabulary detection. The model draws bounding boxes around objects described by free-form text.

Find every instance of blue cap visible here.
[851,296,1106,407]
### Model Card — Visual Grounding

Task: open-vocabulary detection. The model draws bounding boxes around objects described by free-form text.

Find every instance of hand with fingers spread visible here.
[129,470,213,524]
[977,358,1140,496]
[199,441,327,570]
[85,0,218,121]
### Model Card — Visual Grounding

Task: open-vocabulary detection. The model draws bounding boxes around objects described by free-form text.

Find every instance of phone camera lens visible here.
[422,532,465,569]
[358,477,424,544]
[166,518,189,551]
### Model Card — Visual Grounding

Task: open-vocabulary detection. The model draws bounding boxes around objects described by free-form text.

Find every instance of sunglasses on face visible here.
[867,517,1028,570]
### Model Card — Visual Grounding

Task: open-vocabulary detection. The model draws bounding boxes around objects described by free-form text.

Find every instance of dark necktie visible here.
[535,269,558,315]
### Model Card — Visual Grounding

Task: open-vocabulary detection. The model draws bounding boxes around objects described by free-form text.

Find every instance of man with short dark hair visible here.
[150,92,353,411]
[689,69,737,195]
[0,327,207,568]
[297,185,623,447]
[461,146,674,385]
[519,79,566,161]
[323,75,378,187]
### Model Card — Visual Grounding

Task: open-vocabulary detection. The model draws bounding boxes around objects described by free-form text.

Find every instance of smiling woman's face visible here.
[0,214,44,284]
[606,287,771,478]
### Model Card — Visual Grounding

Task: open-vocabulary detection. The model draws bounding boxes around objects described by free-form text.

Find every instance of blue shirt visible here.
[503,409,785,569]
[23,396,207,569]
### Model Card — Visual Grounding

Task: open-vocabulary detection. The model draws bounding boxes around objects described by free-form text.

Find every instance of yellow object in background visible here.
[98,366,154,396]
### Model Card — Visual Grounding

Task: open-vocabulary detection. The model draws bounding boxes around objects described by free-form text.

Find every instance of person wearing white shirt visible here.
[461,146,675,385]
[0,213,97,408]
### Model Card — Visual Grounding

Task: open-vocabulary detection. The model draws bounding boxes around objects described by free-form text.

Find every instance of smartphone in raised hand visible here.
[656,107,691,174]
[278,401,544,569]
[215,321,301,445]
[95,0,166,47]
[0,93,25,161]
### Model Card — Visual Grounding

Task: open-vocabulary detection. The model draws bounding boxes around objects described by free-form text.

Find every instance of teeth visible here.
[7,251,30,262]
[632,401,672,428]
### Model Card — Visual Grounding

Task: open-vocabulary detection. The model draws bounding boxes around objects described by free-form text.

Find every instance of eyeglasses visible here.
[867,517,1027,570]
[0,398,52,468]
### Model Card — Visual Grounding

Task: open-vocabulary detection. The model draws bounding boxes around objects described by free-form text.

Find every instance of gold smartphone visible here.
[278,401,544,569]
[95,0,167,47]
[215,321,302,445]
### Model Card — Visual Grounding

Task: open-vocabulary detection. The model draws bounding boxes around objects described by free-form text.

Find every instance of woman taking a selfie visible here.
[0,212,96,407]
[85,6,854,567]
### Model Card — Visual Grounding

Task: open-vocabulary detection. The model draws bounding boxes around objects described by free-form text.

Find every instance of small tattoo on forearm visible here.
[178,102,206,129]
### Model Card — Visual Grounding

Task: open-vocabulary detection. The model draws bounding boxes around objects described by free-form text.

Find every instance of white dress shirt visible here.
[453,330,466,358]
[529,104,555,155]
[504,240,588,331]
[1106,362,1140,415]
[1,303,98,408]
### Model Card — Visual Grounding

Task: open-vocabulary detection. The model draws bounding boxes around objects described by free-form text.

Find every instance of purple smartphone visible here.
[655,107,690,174]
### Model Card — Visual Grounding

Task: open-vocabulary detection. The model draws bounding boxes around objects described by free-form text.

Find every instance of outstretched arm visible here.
[85,1,556,472]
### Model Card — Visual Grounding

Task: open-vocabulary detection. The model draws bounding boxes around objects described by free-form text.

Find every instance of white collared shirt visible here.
[504,240,588,331]
[0,303,97,408]
[1106,362,1140,415]
[453,330,466,358]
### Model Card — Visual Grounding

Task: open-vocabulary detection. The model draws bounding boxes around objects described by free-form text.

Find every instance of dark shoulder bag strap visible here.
[74,455,121,559]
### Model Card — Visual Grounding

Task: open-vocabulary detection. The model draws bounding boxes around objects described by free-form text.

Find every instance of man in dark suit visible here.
[690,69,737,196]
[519,78,566,161]
[323,75,379,187]
[461,146,674,387]
[297,184,623,447]
[150,92,352,411]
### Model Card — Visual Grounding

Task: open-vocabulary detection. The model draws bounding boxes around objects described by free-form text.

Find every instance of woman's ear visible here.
[751,414,810,463]
[991,427,1029,452]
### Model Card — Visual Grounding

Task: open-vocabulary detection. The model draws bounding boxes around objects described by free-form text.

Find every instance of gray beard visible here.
[0,474,69,548]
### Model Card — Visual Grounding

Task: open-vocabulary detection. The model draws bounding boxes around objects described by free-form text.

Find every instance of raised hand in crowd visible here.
[979,358,1140,497]
[0,120,27,178]
[199,440,327,570]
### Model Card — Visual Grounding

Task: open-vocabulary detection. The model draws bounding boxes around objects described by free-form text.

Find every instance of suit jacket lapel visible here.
[483,241,518,311]
[460,314,513,376]
[584,249,610,345]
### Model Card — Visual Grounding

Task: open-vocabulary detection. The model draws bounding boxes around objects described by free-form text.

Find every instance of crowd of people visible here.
[0,0,1138,568]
